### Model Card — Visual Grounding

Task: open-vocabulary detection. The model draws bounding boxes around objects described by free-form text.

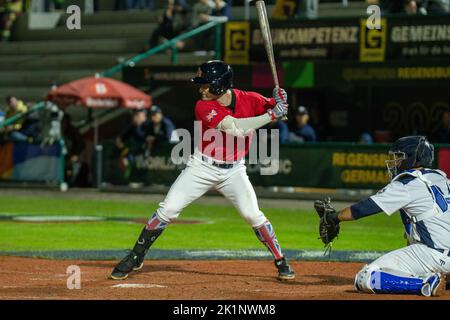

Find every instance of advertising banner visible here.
[0,142,63,182]
[221,16,450,63]
[249,18,360,61]
[102,141,449,190]
[387,16,450,61]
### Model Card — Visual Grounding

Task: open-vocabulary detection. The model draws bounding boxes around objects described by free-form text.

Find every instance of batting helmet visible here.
[191,60,233,95]
[386,135,434,179]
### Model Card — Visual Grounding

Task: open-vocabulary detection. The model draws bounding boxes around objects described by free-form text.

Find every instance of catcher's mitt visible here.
[314,198,340,255]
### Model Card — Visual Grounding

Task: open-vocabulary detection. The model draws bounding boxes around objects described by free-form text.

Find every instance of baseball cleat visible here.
[275,257,296,281]
[421,273,444,297]
[110,250,144,280]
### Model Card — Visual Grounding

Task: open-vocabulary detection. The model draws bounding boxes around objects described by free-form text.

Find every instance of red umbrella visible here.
[47,76,152,149]
[47,76,152,109]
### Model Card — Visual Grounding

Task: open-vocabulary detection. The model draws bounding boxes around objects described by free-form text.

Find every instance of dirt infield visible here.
[0,256,447,300]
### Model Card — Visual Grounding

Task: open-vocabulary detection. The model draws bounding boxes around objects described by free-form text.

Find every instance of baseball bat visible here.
[255,0,287,120]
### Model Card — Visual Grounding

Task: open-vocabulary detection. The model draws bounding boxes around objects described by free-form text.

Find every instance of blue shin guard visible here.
[370,270,424,294]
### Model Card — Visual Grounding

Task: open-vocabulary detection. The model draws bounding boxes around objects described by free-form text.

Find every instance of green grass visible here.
[0,195,406,252]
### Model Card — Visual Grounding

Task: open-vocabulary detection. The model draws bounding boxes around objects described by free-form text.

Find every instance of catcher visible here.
[314,136,449,297]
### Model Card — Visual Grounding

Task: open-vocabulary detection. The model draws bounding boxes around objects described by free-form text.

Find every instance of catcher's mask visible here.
[386,135,434,180]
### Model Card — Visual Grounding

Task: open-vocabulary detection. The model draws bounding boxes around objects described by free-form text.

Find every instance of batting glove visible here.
[273,87,287,104]
[267,102,288,120]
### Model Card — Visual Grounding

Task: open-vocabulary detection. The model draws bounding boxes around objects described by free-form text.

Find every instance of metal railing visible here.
[102,20,223,77]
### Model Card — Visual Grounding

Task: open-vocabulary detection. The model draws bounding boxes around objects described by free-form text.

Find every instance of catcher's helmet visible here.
[386,135,434,179]
[191,60,233,95]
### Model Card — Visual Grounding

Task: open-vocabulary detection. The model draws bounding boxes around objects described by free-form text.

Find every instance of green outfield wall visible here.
[102,141,450,190]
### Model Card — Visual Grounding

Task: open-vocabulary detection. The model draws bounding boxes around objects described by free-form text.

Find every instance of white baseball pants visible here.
[156,154,267,228]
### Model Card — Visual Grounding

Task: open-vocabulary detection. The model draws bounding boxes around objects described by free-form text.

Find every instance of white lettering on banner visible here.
[280,47,327,58]
[153,72,193,81]
[253,27,358,46]
[391,25,450,43]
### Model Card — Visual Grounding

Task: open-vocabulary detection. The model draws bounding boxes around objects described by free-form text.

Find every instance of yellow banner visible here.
[224,22,250,65]
[360,18,387,62]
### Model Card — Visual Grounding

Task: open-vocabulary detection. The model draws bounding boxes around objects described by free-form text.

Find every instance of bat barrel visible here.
[256,0,286,120]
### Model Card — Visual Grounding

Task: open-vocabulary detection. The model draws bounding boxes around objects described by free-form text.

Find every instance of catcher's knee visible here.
[354,264,380,294]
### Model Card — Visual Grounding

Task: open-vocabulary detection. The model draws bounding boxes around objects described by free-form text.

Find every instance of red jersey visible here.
[194,89,275,162]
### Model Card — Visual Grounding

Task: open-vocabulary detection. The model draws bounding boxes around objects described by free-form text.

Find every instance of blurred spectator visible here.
[191,0,212,29]
[147,0,191,51]
[264,119,290,144]
[437,110,450,143]
[0,0,23,42]
[191,0,228,28]
[289,105,317,143]
[380,0,416,14]
[211,0,231,20]
[420,0,449,14]
[62,114,90,187]
[404,0,418,14]
[296,0,318,19]
[191,0,228,51]
[20,110,40,142]
[114,109,152,178]
[44,0,65,12]
[272,0,297,19]
[146,105,178,149]
[358,132,374,144]
[0,96,29,142]
[115,109,152,158]
[121,0,154,10]
[39,102,63,145]
[381,0,449,14]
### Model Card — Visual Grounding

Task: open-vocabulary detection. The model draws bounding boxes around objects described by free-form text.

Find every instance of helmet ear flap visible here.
[413,136,434,168]
[209,78,227,95]
[209,79,220,95]
[414,137,426,165]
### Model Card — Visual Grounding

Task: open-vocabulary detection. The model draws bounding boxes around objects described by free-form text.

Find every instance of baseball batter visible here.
[110,60,295,281]
[315,136,450,296]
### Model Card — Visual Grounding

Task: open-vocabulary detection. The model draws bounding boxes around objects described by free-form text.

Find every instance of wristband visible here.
[267,109,277,121]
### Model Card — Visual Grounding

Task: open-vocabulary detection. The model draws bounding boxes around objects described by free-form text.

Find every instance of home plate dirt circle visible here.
[0,214,210,225]
[13,216,105,222]
[112,284,168,289]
